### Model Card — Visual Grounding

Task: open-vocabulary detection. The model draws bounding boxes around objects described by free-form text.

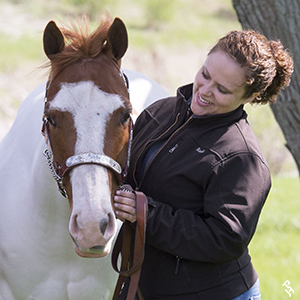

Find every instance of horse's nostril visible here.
[90,245,105,252]
[99,215,109,235]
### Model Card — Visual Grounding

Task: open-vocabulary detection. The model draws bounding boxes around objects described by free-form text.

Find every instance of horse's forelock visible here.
[47,13,113,78]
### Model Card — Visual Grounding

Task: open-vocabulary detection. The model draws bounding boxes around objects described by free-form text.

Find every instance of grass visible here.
[249,176,300,299]
[124,0,240,49]
[2,0,240,50]
[0,0,240,68]
[0,33,43,72]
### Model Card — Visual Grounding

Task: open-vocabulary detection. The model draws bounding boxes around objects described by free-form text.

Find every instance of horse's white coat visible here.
[0,70,168,299]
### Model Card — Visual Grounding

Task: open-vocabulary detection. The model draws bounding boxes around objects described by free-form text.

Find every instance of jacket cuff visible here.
[147,196,157,219]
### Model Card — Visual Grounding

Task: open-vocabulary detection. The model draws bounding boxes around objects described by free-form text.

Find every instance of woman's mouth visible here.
[198,94,212,105]
[200,97,211,104]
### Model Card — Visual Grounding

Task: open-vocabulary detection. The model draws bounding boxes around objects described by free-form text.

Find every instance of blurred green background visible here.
[0,0,299,298]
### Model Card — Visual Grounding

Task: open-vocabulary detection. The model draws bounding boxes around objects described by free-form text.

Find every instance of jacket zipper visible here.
[134,113,181,188]
[175,256,182,274]
[135,115,193,189]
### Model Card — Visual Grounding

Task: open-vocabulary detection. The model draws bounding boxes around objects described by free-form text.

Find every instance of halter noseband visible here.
[42,69,132,198]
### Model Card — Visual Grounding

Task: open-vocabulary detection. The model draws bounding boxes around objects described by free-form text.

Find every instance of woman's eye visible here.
[202,71,209,80]
[218,86,228,94]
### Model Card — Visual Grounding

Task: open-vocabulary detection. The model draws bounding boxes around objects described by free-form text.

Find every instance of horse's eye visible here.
[122,112,131,124]
[47,116,56,127]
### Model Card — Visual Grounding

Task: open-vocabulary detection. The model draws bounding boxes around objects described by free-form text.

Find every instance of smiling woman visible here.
[113,29,293,300]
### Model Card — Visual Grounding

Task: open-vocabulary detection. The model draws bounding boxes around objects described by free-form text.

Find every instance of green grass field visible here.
[249,176,300,299]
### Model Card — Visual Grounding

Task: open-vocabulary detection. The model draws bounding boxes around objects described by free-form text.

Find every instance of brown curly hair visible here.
[209,30,294,104]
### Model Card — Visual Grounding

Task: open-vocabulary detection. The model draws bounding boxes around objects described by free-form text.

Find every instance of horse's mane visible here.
[46,12,113,77]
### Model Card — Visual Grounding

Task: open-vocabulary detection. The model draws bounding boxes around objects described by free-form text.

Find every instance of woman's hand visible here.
[114,184,137,223]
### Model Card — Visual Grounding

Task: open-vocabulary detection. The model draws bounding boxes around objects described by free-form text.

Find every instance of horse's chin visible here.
[73,242,111,258]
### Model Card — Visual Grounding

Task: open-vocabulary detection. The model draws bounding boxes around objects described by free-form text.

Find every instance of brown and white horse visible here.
[0,14,168,299]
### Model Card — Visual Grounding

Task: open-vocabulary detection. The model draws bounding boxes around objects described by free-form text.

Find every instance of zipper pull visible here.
[169,143,179,153]
[175,256,182,274]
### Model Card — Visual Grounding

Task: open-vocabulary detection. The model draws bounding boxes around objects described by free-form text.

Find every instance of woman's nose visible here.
[201,82,213,96]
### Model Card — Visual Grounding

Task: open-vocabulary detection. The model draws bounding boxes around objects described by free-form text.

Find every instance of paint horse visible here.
[0,15,168,299]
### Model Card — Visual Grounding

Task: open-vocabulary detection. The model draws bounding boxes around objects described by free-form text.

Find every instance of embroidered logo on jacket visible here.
[196,147,205,154]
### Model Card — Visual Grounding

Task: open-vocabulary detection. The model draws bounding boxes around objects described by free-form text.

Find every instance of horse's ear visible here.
[106,18,128,60]
[43,21,65,59]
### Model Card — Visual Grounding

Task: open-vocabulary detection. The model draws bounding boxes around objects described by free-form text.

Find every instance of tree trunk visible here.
[232,0,300,175]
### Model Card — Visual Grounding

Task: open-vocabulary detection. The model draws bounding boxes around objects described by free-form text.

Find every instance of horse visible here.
[0,14,168,299]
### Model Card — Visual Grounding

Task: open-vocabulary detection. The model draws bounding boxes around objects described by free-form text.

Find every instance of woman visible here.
[114,30,293,299]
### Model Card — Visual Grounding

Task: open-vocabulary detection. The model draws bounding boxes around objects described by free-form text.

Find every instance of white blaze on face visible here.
[50,81,124,153]
[49,81,124,253]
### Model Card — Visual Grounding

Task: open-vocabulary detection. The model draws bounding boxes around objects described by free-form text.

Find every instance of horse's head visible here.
[42,14,131,258]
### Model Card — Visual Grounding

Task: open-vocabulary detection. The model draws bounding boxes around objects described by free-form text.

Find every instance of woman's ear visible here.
[242,92,260,105]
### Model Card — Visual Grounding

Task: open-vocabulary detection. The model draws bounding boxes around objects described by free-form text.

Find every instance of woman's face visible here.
[191,50,254,116]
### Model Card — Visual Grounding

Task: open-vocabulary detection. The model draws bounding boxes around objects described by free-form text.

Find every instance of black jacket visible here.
[127,84,271,299]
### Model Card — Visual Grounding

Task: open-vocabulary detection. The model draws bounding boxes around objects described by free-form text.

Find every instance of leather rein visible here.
[112,191,148,300]
[41,69,148,300]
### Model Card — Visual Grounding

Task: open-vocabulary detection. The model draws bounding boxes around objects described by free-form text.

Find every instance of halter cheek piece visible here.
[42,69,132,198]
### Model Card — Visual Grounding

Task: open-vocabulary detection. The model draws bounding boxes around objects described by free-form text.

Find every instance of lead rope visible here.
[112,191,148,300]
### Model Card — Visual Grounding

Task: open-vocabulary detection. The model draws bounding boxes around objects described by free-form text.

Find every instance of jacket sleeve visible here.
[145,152,271,263]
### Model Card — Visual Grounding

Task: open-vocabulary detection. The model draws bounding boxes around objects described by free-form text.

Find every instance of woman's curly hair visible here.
[209,30,294,104]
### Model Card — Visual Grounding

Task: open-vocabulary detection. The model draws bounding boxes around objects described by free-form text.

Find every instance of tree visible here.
[232,0,300,176]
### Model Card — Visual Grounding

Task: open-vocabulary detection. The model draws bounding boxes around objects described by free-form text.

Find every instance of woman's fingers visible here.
[114,189,137,223]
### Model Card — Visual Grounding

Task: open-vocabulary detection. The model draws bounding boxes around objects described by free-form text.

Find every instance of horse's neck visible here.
[0,82,69,238]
